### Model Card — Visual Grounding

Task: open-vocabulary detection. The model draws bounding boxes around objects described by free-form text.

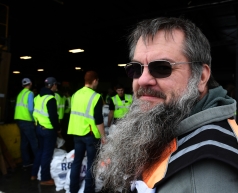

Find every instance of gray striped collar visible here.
[176,101,236,136]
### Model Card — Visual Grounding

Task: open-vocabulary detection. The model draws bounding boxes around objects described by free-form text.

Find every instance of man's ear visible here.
[198,64,210,94]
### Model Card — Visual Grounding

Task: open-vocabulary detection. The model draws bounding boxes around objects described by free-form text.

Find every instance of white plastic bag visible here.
[37,167,41,181]
[54,148,67,157]
[37,148,67,181]
[78,180,85,193]
[56,137,65,148]
[64,169,71,193]
[103,104,109,127]
[50,149,74,191]
[64,155,87,192]
[64,169,86,193]
[80,156,87,180]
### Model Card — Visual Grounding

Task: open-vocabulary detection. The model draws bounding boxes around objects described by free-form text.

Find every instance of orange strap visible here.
[142,138,177,188]
[142,120,238,188]
[227,119,238,140]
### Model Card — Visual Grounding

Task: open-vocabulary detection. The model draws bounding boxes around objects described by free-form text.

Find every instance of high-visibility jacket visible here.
[34,94,39,103]
[64,96,71,114]
[33,95,55,129]
[132,119,238,192]
[14,88,33,121]
[55,93,64,120]
[67,87,101,138]
[111,94,133,118]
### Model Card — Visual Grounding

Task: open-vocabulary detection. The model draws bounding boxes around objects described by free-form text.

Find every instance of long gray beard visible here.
[93,77,200,192]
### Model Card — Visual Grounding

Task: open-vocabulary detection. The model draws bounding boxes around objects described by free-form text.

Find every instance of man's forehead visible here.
[139,29,185,46]
[116,88,124,91]
[133,29,186,62]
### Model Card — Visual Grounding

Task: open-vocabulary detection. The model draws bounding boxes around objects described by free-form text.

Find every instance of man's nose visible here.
[137,66,156,86]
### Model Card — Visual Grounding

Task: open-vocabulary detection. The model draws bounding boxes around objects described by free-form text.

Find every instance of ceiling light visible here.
[37,69,44,71]
[69,49,84,53]
[118,64,126,67]
[75,67,81,70]
[20,56,32,59]
[13,71,20,74]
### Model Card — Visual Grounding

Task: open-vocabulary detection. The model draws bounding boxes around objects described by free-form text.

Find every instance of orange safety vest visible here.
[140,119,238,189]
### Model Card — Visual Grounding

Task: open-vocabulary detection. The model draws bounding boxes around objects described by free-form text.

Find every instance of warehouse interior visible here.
[0,0,238,192]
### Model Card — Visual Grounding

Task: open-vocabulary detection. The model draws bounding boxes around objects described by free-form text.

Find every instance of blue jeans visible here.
[70,134,100,193]
[17,120,38,166]
[31,125,57,181]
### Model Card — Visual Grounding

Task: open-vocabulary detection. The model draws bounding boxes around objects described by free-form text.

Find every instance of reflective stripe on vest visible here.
[67,87,101,138]
[33,95,55,129]
[140,119,238,189]
[55,93,65,119]
[55,93,65,108]
[33,95,52,117]
[113,94,132,110]
[170,124,236,163]
[14,88,33,121]
[112,94,132,118]
[70,92,97,120]
[55,93,60,107]
[15,89,30,108]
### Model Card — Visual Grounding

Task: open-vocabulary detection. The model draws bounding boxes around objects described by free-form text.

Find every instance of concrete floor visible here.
[0,165,66,193]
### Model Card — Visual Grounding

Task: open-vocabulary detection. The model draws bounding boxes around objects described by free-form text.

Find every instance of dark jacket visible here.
[39,87,60,131]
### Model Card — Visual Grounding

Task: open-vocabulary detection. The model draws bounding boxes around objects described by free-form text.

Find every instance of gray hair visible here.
[128,17,219,88]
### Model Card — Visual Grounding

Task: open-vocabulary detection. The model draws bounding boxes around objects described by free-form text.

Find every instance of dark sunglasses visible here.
[125,60,201,79]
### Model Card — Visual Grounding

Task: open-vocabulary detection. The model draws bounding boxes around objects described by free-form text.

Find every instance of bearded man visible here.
[94,17,238,193]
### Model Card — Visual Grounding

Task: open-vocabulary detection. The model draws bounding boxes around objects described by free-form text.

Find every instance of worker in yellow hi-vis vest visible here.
[107,83,133,128]
[67,71,106,193]
[31,77,60,186]
[14,78,38,168]
[55,91,65,122]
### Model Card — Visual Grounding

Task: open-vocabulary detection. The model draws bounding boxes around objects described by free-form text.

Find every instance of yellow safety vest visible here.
[67,87,101,138]
[55,93,65,120]
[112,94,133,118]
[14,88,33,121]
[64,96,71,114]
[33,95,55,129]
[34,94,39,104]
